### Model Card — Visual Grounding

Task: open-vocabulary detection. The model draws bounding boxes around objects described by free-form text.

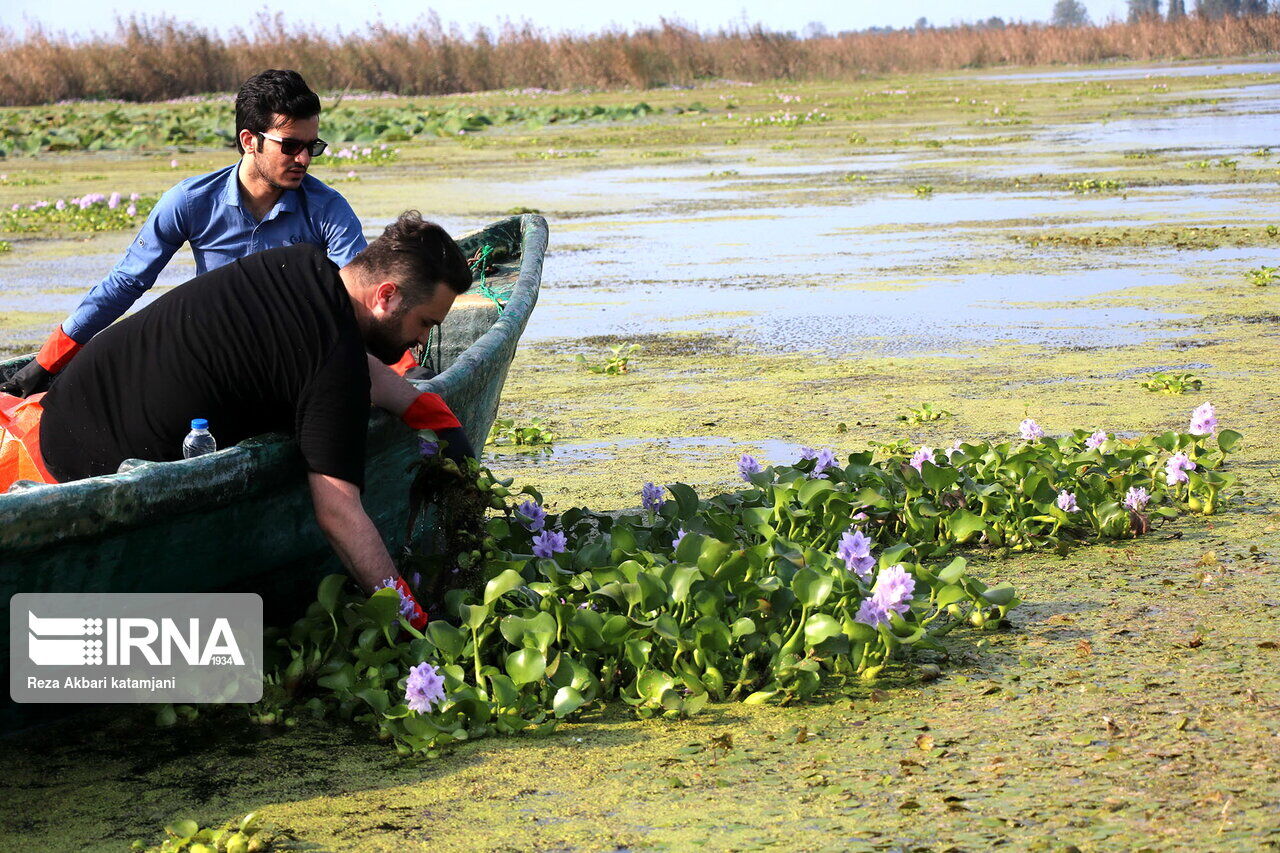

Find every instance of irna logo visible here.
[27,612,244,667]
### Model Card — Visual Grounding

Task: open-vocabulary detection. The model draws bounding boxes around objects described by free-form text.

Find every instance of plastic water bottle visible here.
[182,418,217,459]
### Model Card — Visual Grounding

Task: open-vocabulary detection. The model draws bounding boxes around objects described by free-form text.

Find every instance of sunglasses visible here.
[257,131,328,157]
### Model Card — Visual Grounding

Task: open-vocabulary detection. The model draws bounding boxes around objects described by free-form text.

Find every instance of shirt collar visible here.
[224,164,300,219]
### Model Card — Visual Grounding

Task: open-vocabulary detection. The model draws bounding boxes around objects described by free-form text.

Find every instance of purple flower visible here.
[852,510,869,521]
[126,203,138,216]
[1189,402,1217,436]
[1056,491,1079,513]
[107,191,120,209]
[738,454,764,481]
[516,499,546,532]
[837,528,876,581]
[854,597,889,628]
[405,661,447,713]
[641,482,666,513]
[948,439,964,458]
[1165,452,1195,485]
[809,447,839,479]
[909,446,934,472]
[1085,431,1107,449]
[532,529,567,558]
[375,576,418,619]
[1020,418,1045,441]
[55,199,66,210]
[870,564,915,617]
[1124,486,1150,510]
[418,438,439,457]
[799,447,818,461]
[170,159,180,168]
[130,192,141,201]
[672,527,687,550]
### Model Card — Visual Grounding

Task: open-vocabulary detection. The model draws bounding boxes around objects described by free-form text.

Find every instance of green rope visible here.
[469,244,513,312]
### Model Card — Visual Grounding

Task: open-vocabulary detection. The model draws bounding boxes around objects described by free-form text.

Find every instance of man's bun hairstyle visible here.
[350,211,473,304]
[235,69,322,154]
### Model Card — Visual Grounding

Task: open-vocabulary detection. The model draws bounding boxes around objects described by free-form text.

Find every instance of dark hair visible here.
[349,211,473,303]
[234,69,322,154]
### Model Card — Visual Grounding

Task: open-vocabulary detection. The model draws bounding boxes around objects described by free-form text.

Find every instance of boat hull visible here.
[0,214,546,722]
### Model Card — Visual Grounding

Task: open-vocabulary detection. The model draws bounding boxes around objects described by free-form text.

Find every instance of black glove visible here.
[435,426,476,464]
[0,360,54,398]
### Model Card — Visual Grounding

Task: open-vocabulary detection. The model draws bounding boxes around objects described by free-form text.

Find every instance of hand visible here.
[0,360,54,398]
[434,426,476,465]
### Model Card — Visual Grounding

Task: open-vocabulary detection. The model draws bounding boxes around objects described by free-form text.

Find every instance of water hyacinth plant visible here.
[0,191,156,232]
[1019,418,1045,441]
[898,402,953,424]
[1189,402,1217,436]
[575,342,640,375]
[238,414,1241,757]
[1140,372,1203,395]
[317,143,399,166]
[487,416,556,447]
[641,482,667,514]
[515,499,546,532]
[1245,265,1278,286]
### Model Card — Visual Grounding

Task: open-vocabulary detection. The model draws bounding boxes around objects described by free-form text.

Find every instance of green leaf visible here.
[935,584,968,607]
[947,510,986,543]
[553,686,586,718]
[1217,429,1242,454]
[668,566,701,603]
[921,461,959,493]
[461,602,491,632]
[804,613,843,646]
[791,567,834,608]
[937,556,968,585]
[798,478,835,505]
[667,482,701,518]
[981,583,1017,606]
[654,614,681,641]
[360,587,401,630]
[675,531,706,564]
[505,649,546,685]
[427,622,467,660]
[317,574,346,614]
[166,820,199,840]
[845,619,879,643]
[696,538,733,575]
[483,569,524,604]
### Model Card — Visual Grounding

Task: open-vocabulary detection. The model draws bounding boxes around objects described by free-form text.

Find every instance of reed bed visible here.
[1,14,1278,106]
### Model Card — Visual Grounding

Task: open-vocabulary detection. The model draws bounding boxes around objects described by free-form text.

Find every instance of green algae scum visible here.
[2,59,1280,851]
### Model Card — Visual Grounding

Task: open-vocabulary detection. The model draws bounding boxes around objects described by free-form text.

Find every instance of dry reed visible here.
[1,14,1277,106]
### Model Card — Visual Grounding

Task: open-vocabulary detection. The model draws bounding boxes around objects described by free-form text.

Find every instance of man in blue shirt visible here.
[2,69,367,397]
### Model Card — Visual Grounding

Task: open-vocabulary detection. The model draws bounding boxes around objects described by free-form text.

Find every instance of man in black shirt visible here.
[35,211,472,627]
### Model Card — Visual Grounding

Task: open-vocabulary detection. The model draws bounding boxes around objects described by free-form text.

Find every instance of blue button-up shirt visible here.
[62,163,368,342]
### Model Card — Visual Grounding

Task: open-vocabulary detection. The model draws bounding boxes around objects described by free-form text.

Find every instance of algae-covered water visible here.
[2,63,1279,851]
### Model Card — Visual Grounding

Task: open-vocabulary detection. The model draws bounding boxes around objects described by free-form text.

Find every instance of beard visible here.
[250,151,304,191]
[365,307,410,364]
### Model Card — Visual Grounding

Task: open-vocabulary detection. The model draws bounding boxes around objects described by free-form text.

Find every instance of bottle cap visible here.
[191,418,209,430]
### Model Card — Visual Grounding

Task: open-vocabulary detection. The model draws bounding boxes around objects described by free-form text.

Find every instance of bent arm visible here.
[62,187,187,343]
[366,353,420,417]
[308,471,399,593]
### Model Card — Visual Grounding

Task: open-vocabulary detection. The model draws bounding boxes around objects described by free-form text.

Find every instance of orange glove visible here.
[384,576,429,630]
[390,349,418,376]
[401,392,462,432]
[1,326,82,398]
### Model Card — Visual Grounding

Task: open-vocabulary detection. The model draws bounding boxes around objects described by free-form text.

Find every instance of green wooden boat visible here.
[0,214,546,711]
